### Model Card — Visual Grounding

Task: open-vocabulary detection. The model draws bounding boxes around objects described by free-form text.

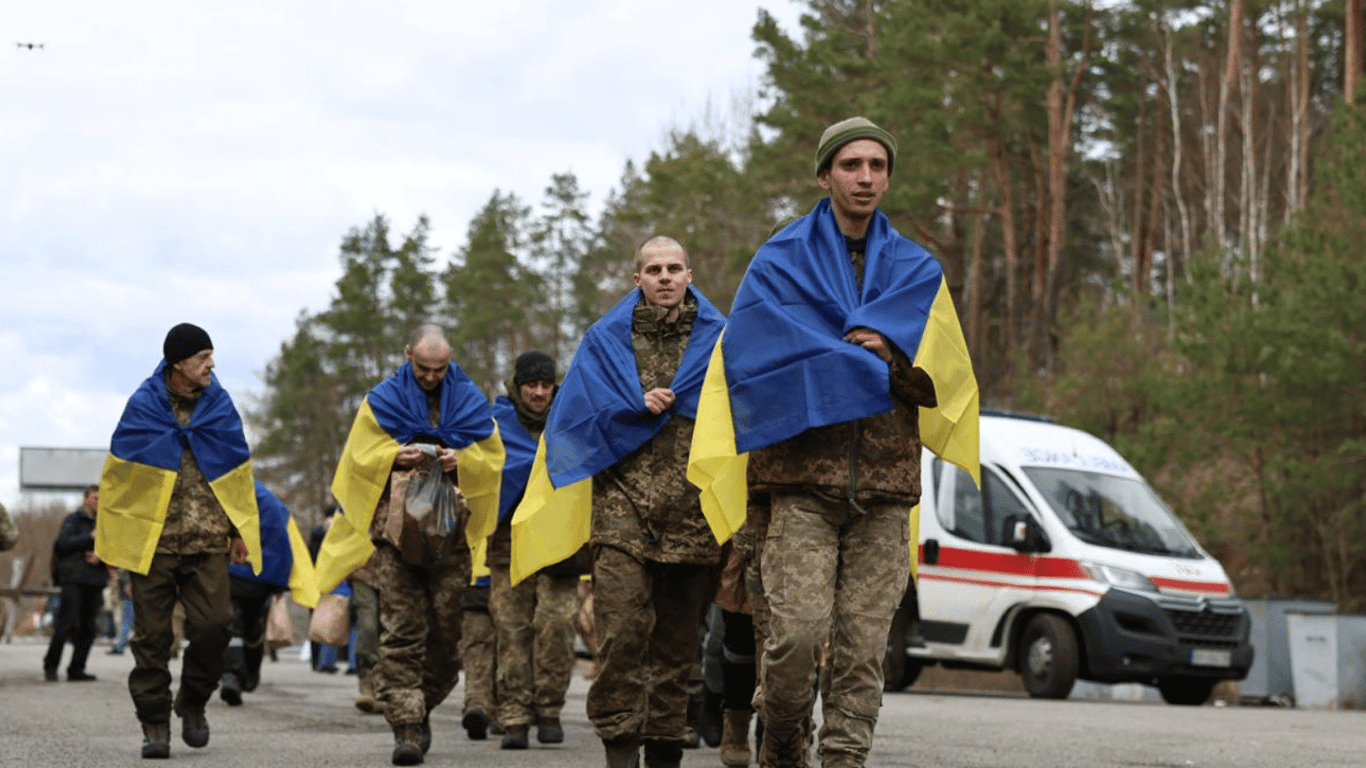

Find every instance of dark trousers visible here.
[129,553,232,724]
[225,577,279,692]
[44,582,104,675]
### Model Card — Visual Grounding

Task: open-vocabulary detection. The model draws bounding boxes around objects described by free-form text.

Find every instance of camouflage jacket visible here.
[748,244,939,507]
[592,295,721,566]
[157,386,238,555]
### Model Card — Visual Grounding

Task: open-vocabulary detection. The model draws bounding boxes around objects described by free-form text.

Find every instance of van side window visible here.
[937,465,1033,547]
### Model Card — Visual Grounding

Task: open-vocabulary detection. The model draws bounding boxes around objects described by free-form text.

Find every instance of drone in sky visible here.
[15,42,46,50]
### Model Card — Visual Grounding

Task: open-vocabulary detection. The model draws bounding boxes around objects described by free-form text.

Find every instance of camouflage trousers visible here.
[459,586,496,716]
[489,565,579,726]
[587,546,716,744]
[128,553,232,723]
[370,541,470,727]
[758,493,909,768]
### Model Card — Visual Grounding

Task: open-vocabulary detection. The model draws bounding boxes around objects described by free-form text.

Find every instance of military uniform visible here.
[129,385,239,726]
[458,580,496,731]
[588,296,722,750]
[749,244,938,768]
[487,387,580,739]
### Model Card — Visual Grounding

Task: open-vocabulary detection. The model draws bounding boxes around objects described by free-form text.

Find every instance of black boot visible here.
[392,723,424,766]
[141,721,171,759]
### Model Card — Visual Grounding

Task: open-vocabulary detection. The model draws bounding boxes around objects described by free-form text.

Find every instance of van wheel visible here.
[882,602,926,692]
[1018,614,1079,699]
[1157,676,1216,706]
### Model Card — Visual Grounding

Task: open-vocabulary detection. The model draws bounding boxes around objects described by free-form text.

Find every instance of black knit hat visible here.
[513,351,556,386]
[163,323,213,365]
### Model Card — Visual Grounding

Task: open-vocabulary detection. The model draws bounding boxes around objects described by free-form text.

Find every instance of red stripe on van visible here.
[920,545,1089,579]
[1149,577,1231,595]
[920,571,1106,597]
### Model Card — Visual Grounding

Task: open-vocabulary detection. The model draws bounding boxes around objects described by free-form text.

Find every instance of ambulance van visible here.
[884,410,1254,705]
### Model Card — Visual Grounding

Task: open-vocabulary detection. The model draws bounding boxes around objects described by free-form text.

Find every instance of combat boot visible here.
[604,736,641,768]
[501,723,529,749]
[419,715,432,755]
[173,697,210,749]
[140,721,171,759]
[536,715,564,744]
[644,739,684,768]
[720,709,754,767]
[392,723,424,766]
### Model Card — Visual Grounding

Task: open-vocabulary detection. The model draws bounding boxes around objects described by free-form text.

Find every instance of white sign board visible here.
[18,447,107,491]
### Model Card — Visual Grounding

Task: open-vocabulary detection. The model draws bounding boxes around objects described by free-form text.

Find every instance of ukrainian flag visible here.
[229,482,320,608]
[95,361,262,576]
[688,198,980,574]
[509,287,725,584]
[315,361,504,594]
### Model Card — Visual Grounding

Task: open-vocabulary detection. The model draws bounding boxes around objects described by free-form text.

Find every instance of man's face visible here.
[84,488,99,515]
[633,245,692,311]
[173,350,215,389]
[519,380,554,414]
[818,139,890,224]
[406,342,452,391]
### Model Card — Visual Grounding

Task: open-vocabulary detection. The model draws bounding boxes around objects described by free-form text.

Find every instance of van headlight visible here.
[1081,562,1157,592]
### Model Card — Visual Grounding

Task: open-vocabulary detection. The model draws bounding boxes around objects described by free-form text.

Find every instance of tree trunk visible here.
[1348,0,1363,101]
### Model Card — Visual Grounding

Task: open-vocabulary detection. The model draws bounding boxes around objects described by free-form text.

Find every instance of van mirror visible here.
[1002,514,1049,553]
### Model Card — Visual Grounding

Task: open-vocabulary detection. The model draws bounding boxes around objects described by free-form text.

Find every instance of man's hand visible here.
[395,445,424,468]
[438,447,459,473]
[84,551,102,566]
[844,327,892,362]
[644,387,676,415]
[229,538,248,564]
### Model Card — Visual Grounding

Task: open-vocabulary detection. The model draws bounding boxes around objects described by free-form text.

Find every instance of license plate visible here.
[1191,648,1232,667]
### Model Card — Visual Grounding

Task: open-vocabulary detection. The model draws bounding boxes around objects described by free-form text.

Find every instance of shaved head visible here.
[634,235,690,273]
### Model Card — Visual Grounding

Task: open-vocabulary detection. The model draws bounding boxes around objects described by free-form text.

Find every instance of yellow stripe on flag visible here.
[95,455,176,574]
[285,517,321,608]
[687,333,748,542]
[457,427,505,552]
[509,439,591,585]
[208,460,264,576]
[914,278,981,486]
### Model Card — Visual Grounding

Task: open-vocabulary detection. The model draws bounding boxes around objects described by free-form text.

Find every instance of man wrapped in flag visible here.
[94,322,263,759]
[219,481,319,706]
[687,117,980,768]
[511,236,725,768]
[315,323,503,766]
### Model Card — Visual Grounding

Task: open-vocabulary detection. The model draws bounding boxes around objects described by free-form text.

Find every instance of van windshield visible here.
[1021,467,1202,558]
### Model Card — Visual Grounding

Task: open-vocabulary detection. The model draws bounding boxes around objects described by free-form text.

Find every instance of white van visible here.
[884,411,1254,705]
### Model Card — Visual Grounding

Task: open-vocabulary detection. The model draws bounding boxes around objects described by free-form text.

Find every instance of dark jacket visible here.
[52,509,109,588]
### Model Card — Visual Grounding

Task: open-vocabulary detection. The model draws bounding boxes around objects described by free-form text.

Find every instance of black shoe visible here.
[462,707,490,740]
[141,722,171,759]
[489,719,504,736]
[536,716,564,744]
[68,671,98,682]
[419,717,432,755]
[220,673,243,706]
[44,669,58,683]
[500,724,529,750]
[177,707,210,749]
[644,739,684,768]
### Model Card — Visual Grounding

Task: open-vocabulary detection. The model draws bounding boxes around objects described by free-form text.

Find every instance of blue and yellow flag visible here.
[510,287,726,584]
[229,482,320,608]
[688,198,980,546]
[95,361,262,576]
[315,361,504,594]
[492,397,539,523]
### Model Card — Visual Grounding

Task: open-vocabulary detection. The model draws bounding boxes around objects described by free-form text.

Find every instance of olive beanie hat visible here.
[814,116,897,177]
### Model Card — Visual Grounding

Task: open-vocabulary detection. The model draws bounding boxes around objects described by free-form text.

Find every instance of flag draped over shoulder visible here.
[229,481,320,608]
[689,198,980,532]
[95,361,262,576]
[510,287,725,584]
[492,397,539,523]
[316,362,504,594]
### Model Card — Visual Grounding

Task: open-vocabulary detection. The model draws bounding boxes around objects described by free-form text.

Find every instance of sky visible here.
[1,0,803,511]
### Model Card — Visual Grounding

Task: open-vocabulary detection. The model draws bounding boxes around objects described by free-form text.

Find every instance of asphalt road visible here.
[2,639,1362,767]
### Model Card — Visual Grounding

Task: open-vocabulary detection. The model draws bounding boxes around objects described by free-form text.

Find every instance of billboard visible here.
[19,447,107,491]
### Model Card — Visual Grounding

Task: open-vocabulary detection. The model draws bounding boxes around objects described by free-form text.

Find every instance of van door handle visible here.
[923,538,940,566]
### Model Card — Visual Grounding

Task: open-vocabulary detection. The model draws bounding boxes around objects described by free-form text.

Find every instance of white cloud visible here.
[0,0,804,508]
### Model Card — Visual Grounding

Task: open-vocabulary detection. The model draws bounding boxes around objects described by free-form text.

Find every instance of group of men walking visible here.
[86,117,977,768]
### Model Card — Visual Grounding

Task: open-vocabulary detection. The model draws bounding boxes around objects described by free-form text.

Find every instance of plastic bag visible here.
[266,593,296,651]
[383,444,461,568]
[308,593,350,646]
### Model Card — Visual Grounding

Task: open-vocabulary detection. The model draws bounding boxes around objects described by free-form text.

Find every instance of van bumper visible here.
[1075,588,1254,683]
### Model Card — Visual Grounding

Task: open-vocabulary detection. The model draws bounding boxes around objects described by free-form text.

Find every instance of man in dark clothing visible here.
[44,484,110,682]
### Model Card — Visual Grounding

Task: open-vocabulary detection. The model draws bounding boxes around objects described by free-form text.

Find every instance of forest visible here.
[246,1,1366,610]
